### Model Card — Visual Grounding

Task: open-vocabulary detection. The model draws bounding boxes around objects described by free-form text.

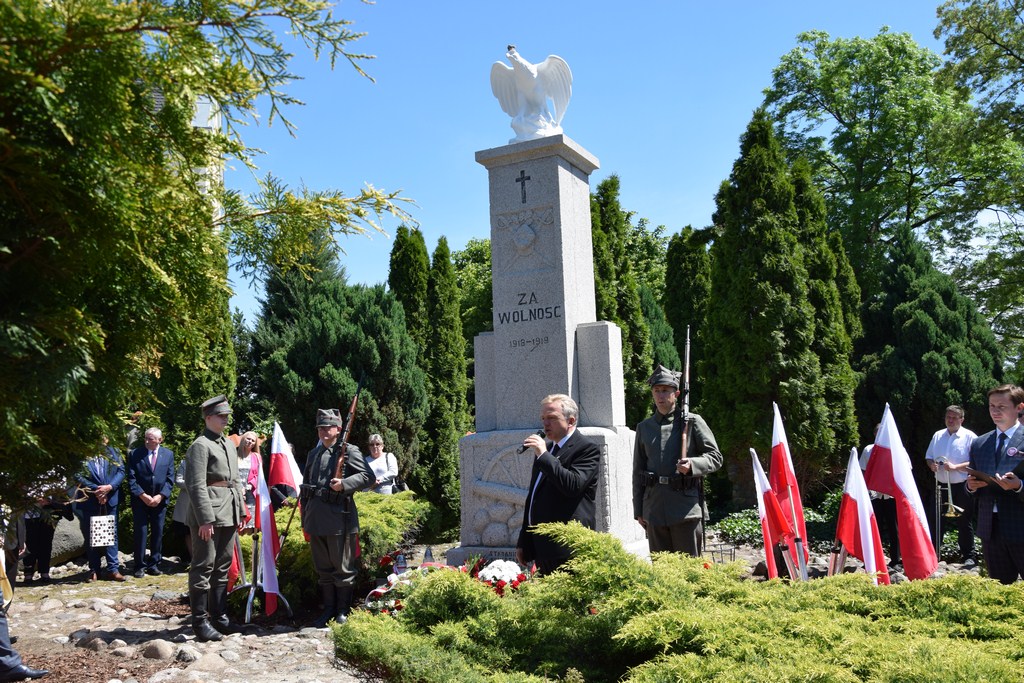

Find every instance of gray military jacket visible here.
[632,411,722,526]
[185,429,245,528]
[301,442,372,537]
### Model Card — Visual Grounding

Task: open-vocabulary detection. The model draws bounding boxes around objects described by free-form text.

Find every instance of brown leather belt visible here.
[207,480,229,487]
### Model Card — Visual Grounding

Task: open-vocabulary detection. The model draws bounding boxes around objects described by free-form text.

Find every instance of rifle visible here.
[678,325,692,467]
[676,326,705,550]
[332,375,365,482]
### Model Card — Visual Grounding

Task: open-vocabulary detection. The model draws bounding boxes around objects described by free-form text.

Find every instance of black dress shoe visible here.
[193,620,223,643]
[145,567,162,576]
[0,663,50,680]
[212,618,241,635]
[133,569,145,578]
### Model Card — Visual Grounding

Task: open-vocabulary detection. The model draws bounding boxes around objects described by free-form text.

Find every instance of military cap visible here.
[315,408,344,427]
[201,394,232,417]
[647,364,681,389]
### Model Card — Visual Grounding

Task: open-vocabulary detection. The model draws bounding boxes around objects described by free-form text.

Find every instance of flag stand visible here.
[228,532,294,622]
[245,529,293,622]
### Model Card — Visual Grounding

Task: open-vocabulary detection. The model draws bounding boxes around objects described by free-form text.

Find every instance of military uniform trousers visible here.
[189,525,236,593]
[648,518,703,556]
[310,532,359,587]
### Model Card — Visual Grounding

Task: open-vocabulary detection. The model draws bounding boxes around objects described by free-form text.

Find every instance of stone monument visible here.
[449,49,644,566]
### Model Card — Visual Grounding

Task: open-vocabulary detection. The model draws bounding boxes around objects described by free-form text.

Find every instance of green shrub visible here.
[338,523,1024,683]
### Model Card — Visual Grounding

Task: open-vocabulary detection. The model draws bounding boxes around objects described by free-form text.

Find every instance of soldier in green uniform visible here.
[185,395,246,642]
[300,408,372,627]
[633,365,723,556]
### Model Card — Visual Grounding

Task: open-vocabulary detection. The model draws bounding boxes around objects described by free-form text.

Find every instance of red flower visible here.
[496,579,507,588]
[588,607,598,615]
[703,562,711,570]
[381,609,390,615]
[379,555,394,567]
[516,573,527,582]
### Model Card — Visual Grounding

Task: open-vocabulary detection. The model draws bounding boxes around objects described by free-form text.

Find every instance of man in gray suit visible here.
[185,395,246,642]
[633,365,723,557]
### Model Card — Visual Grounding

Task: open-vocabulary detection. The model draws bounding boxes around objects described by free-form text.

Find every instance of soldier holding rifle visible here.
[633,360,722,557]
[300,405,372,627]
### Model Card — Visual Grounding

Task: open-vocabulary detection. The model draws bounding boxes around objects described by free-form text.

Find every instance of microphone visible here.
[517,430,546,454]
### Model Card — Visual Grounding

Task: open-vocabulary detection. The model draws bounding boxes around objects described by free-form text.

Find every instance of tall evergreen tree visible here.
[415,237,469,532]
[791,158,859,464]
[388,225,430,353]
[702,110,829,506]
[639,285,681,374]
[856,222,1002,492]
[591,175,654,425]
[253,243,427,479]
[663,226,713,410]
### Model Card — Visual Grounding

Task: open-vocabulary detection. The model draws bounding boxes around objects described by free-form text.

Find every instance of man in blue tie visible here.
[515,394,601,575]
[127,428,176,577]
[967,384,1024,584]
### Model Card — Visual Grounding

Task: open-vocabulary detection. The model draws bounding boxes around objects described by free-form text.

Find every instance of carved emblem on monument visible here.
[493,206,555,273]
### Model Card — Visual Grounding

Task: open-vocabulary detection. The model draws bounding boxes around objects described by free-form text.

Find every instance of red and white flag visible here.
[254,453,282,615]
[769,402,808,566]
[751,449,793,579]
[864,404,937,580]
[836,448,891,585]
[268,422,302,499]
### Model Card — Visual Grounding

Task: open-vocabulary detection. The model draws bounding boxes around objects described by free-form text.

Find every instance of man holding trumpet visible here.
[925,405,977,566]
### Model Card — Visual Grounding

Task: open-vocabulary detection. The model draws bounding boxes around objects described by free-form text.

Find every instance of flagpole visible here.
[246,530,260,623]
[785,487,809,581]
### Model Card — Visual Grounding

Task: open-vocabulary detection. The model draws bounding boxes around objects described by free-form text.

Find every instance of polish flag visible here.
[751,449,793,579]
[836,449,891,585]
[254,454,281,615]
[268,422,303,499]
[864,404,937,580]
[769,402,808,566]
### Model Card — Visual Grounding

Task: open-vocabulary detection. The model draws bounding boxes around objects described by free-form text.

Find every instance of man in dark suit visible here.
[516,394,601,575]
[127,427,176,577]
[967,384,1024,584]
[74,437,127,582]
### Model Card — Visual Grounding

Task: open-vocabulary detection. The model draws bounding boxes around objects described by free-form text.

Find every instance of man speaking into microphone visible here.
[515,394,601,575]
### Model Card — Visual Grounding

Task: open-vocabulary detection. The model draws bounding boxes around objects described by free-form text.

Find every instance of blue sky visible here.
[228,0,946,322]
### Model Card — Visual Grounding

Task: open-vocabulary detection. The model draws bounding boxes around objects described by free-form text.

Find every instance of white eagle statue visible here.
[490,45,572,144]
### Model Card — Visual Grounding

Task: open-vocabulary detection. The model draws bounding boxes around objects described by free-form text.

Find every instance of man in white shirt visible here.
[925,405,977,566]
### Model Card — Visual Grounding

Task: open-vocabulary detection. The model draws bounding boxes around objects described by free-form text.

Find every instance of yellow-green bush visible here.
[336,522,1024,682]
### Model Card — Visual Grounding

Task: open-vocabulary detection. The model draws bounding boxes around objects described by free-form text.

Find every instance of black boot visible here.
[210,585,241,635]
[190,590,222,643]
[312,584,336,628]
[334,586,353,624]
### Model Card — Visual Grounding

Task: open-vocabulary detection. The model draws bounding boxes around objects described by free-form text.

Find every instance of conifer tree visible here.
[388,225,430,353]
[253,243,427,478]
[856,222,1002,490]
[791,158,859,463]
[663,226,713,410]
[590,176,654,425]
[702,110,829,505]
[639,285,681,375]
[415,236,468,531]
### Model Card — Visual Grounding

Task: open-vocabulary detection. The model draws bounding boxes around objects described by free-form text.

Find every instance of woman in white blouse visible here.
[365,434,398,494]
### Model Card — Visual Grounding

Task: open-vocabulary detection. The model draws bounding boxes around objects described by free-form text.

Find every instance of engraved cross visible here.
[515,170,531,204]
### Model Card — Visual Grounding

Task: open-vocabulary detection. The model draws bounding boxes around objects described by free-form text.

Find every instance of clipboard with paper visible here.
[966,459,1024,486]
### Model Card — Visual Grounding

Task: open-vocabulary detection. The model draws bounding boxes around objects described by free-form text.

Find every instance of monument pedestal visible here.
[453,135,644,565]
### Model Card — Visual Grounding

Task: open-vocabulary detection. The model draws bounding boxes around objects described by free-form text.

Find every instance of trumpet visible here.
[936,458,964,518]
